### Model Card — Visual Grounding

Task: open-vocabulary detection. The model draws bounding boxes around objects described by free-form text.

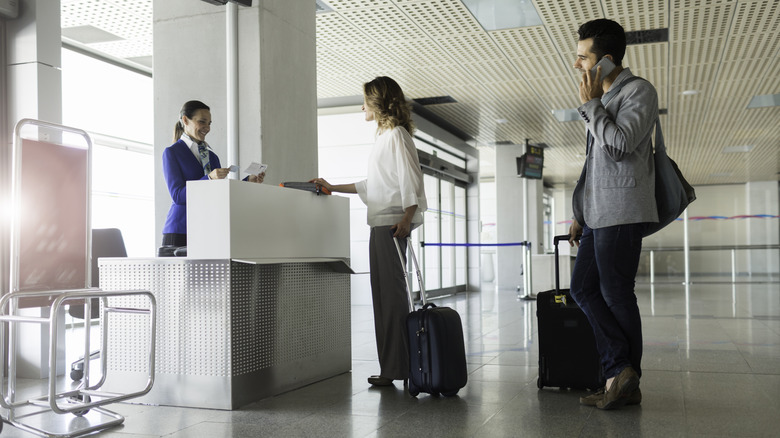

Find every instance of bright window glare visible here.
[62,48,155,256]
[62,50,153,144]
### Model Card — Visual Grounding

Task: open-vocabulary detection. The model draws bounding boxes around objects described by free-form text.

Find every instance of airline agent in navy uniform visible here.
[161,100,265,247]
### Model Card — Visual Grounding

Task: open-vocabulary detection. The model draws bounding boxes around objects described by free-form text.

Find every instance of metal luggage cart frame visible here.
[0,289,156,437]
[0,119,157,437]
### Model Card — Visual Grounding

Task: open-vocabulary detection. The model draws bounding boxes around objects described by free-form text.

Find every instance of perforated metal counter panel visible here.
[99,258,351,409]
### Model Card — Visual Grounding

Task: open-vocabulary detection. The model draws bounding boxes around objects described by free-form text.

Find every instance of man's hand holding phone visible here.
[580,57,616,103]
[590,57,616,79]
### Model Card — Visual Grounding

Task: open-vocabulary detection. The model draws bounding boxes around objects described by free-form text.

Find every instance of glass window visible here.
[62,48,154,256]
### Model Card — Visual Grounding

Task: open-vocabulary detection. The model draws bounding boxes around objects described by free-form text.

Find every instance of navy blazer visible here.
[162,140,221,234]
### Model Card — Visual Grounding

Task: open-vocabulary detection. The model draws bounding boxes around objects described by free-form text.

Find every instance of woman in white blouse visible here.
[311,76,427,387]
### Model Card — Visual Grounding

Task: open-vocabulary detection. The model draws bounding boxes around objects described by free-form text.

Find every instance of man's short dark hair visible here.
[578,19,626,65]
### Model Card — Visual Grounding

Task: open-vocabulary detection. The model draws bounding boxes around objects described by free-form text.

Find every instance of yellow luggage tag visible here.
[554,294,568,306]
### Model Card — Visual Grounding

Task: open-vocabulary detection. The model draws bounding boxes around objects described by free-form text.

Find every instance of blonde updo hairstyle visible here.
[363,76,414,135]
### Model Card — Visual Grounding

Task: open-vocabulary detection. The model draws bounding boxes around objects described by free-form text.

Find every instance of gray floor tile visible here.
[3,282,779,437]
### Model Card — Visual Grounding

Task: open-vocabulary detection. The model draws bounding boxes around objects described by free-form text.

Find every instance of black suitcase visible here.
[536,234,605,390]
[394,237,468,397]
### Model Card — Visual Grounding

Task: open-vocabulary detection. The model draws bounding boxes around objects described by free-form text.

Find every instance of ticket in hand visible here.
[244,162,268,175]
[228,165,239,172]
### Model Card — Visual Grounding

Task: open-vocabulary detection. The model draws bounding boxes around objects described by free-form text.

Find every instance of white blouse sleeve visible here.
[391,129,424,210]
[354,179,368,205]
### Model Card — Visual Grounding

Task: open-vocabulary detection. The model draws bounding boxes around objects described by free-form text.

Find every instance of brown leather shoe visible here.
[596,367,640,410]
[580,386,641,406]
[368,375,394,386]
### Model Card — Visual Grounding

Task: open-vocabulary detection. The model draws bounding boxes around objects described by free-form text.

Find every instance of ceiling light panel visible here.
[747,93,780,109]
[461,0,543,31]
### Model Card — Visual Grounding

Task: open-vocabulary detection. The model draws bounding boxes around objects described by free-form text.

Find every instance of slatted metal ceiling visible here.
[60,0,780,187]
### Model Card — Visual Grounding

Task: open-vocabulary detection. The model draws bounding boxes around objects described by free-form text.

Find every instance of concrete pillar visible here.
[495,145,543,291]
[4,0,66,379]
[6,0,62,127]
[153,1,317,240]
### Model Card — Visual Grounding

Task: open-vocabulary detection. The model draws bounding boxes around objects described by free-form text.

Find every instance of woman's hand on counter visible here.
[309,177,334,192]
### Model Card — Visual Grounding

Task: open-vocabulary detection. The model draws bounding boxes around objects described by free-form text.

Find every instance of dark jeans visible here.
[570,223,645,380]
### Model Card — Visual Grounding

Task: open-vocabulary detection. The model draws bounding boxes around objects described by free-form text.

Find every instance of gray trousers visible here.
[368,226,410,380]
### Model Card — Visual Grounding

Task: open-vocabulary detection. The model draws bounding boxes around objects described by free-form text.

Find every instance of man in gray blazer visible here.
[569,19,658,410]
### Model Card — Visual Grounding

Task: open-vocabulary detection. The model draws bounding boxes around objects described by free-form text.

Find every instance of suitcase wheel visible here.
[537,377,543,389]
[442,390,459,397]
[70,394,91,417]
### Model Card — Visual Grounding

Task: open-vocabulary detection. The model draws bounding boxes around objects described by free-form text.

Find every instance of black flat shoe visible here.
[368,375,394,386]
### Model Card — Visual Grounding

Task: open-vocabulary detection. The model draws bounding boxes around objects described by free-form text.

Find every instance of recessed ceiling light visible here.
[495,118,509,124]
[722,145,754,153]
[462,0,543,31]
[681,90,700,96]
[747,93,780,109]
[315,0,332,13]
[551,109,580,122]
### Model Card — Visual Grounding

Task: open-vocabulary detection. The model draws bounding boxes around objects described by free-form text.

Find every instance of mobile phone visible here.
[590,57,616,79]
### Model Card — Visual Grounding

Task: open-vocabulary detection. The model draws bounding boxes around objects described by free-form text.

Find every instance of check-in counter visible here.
[99,180,352,410]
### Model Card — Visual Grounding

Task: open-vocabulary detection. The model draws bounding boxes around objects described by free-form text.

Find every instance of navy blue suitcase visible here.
[536,235,604,390]
[394,237,468,397]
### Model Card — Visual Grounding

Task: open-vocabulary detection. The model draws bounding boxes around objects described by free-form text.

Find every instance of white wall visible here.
[642,182,779,277]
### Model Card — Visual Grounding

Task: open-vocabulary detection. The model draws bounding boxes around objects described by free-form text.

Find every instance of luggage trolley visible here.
[0,119,157,437]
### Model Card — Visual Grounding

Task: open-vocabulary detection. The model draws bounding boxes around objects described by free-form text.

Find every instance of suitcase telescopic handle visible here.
[393,236,427,312]
[553,235,571,293]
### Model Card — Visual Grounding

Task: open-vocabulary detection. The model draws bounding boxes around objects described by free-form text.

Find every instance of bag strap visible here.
[602,75,667,157]
[601,75,642,106]
[586,75,643,155]
[654,116,667,156]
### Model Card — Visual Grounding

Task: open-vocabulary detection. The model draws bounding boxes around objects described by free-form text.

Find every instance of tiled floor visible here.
[2,280,779,437]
